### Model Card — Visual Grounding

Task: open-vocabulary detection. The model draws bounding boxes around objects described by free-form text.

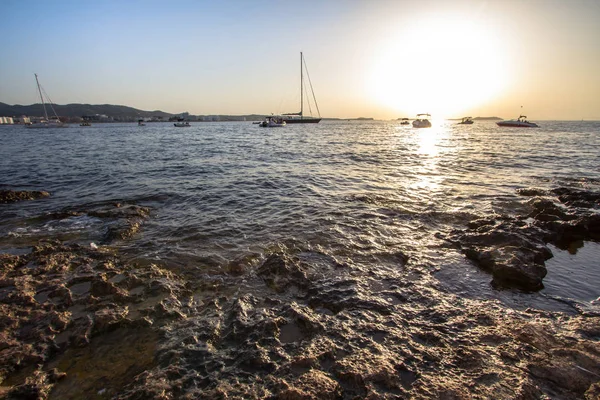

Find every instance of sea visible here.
[1,119,599,312]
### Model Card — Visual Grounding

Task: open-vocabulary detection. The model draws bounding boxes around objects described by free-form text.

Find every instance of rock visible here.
[6,370,53,400]
[0,190,50,204]
[257,254,309,292]
[452,186,600,290]
[278,370,342,399]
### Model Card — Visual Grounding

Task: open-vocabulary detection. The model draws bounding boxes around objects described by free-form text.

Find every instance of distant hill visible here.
[0,102,274,122]
[0,102,174,119]
[447,116,502,121]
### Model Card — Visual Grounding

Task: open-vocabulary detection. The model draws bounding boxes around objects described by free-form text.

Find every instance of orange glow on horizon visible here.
[367,15,510,119]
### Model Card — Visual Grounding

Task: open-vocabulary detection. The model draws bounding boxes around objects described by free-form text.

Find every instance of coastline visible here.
[1,190,599,399]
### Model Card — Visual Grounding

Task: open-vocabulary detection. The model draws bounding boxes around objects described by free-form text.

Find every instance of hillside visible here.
[0,102,272,122]
[0,102,174,119]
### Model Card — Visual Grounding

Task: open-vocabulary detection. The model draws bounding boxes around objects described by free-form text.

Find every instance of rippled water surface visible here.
[1,120,599,310]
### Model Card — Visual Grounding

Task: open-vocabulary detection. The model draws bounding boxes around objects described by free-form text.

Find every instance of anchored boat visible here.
[497,115,539,128]
[282,52,321,124]
[26,74,67,129]
[259,116,286,128]
[412,113,432,128]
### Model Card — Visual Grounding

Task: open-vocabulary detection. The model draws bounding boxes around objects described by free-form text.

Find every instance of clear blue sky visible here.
[1,0,599,119]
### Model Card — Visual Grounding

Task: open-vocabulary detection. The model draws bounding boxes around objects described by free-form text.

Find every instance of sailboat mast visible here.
[34,73,49,121]
[300,52,303,119]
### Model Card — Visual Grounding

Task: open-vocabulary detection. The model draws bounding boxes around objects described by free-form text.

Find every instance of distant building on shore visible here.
[0,116,14,124]
[13,116,30,124]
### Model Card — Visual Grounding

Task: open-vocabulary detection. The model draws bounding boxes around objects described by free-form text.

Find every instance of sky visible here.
[1,0,599,120]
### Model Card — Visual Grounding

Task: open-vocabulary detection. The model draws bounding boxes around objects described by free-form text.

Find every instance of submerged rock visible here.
[451,187,600,291]
[0,190,50,204]
[2,187,599,399]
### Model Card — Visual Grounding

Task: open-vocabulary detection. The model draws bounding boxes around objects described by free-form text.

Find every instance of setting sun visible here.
[368,15,510,118]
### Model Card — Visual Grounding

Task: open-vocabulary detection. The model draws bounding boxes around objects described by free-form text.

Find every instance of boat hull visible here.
[283,118,321,124]
[412,121,432,128]
[496,121,539,128]
[259,121,286,128]
[26,123,68,129]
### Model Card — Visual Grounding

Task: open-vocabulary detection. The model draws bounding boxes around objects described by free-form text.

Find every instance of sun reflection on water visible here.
[411,122,450,193]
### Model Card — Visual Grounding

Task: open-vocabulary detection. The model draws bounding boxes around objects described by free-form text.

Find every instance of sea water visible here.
[1,120,599,311]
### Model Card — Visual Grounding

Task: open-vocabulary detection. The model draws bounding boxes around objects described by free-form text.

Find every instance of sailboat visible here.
[282,52,322,124]
[26,74,67,129]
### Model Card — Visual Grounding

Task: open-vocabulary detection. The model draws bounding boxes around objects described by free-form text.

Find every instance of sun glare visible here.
[368,16,509,118]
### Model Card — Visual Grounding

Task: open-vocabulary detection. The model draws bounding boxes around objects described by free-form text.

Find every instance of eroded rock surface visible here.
[0,190,50,204]
[0,241,188,398]
[451,187,600,290]
[1,188,599,399]
[115,251,600,400]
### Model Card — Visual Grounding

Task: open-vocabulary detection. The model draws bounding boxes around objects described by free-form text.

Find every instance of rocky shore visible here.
[0,190,50,204]
[450,187,600,291]
[0,188,599,399]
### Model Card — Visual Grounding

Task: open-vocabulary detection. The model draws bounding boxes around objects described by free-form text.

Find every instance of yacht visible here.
[26,74,68,129]
[412,114,432,128]
[259,116,286,128]
[497,115,539,128]
[282,52,321,124]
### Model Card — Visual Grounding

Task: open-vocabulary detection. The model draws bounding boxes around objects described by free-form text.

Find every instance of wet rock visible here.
[586,382,600,399]
[86,203,150,220]
[257,253,309,292]
[6,370,53,400]
[278,370,342,399]
[0,190,50,204]
[42,202,151,244]
[527,197,572,221]
[516,188,548,197]
[0,239,185,390]
[104,220,142,242]
[452,186,600,290]
[552,187,600,208]
[93,306,129,334]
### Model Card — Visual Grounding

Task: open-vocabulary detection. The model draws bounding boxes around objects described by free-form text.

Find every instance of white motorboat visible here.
[497,115,539,128]
[412,113,432,128]
[26,74,68,129]
[259,116,286,128]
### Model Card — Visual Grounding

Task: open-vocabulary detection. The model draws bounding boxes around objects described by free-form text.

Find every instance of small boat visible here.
[496,115,539,128]
[259,116,286,128]
[138,119,146,126]
[412,113,432,128]
[458,117,474,125]
[80,121,91,127]
[174,122,191,127]
[399,118,410,125]
[282,52,321,124]
[26,74,68,129]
